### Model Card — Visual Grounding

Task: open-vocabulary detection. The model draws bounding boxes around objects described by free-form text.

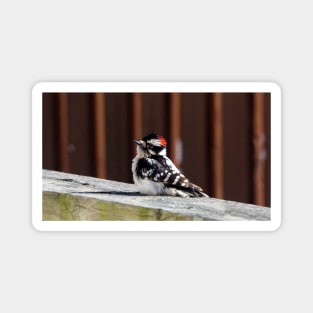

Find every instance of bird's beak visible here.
[133,140,141,145]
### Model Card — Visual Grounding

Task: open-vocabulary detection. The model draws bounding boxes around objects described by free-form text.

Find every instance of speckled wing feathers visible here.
[136,156,206,197]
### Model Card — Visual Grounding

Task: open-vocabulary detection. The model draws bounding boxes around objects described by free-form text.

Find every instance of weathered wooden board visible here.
[42,170,270,221]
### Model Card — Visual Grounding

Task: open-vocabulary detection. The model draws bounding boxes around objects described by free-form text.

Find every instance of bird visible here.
[131,133,209,197]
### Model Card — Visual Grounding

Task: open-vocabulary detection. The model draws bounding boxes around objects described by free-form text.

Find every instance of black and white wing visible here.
[136,156,208,197]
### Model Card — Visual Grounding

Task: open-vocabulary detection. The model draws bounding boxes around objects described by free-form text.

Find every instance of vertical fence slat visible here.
[253,93,266,206]
[93,93,106,178]
[132,93,143,140]
[57,93,70,172]
[169,93,182,167]
[212,93,224,198]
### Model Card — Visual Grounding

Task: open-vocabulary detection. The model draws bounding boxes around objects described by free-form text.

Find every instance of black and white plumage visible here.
[131,133,209,198]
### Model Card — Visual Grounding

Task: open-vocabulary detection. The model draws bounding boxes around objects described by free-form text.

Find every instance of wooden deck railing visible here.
[42,170,270,222]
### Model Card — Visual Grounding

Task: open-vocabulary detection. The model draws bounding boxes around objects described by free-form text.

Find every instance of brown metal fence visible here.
[42,92,271,206]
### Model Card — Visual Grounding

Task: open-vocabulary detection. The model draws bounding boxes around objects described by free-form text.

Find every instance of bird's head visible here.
[133,133,167,157]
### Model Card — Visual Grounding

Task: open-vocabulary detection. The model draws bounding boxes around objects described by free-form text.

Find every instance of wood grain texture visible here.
[42,170,270,221]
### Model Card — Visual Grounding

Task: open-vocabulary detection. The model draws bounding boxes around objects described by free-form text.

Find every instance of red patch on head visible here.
[158,135,167,147]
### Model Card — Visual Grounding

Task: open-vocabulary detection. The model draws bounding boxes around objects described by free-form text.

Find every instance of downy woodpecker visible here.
[132,133,209,197]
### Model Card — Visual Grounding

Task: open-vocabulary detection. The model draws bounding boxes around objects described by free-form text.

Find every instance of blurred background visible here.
[42,92,271,207]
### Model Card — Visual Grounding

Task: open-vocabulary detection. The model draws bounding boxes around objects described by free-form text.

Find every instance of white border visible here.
[32,82,281,231]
